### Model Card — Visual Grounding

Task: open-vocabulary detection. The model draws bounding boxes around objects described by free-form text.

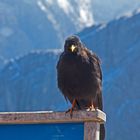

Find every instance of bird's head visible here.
[64,35,81,54]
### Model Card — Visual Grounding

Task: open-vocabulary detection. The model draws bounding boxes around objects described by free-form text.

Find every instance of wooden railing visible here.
[0,109,106,140]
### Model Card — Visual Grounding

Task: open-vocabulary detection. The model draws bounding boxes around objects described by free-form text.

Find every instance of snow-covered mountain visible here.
[93,0,140,23]
[0,1,140,140]
[0,0,140,61]
[0,9,140,140]
[0,0,95,60]
[78,10,140,140]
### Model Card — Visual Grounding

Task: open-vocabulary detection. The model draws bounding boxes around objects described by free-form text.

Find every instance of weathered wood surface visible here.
[84,122,100,140]
[0,109,106,124]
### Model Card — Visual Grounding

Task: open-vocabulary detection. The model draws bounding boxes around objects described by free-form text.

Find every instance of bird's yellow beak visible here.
[70,45,76,52]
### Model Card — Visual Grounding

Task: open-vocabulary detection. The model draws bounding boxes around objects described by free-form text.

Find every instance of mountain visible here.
[0,0,94,60]
[0,1,140,139]
[1,0,140,61]
[0,10,140,140]
[0,50,69,112]
[93,0,140,23]
[78,10,140,140]
[0,0,59,60]
[0,56,5,70]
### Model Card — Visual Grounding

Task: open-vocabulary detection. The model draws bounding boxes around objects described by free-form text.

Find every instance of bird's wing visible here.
[82,45,102,80]
[93,53,102,80]
[56,52,70,102]
[92,53,103,110]
[84,47,103,110]
[56,52,64,69]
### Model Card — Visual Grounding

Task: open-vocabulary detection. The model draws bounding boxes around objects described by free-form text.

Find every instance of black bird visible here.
[57,35,105,140]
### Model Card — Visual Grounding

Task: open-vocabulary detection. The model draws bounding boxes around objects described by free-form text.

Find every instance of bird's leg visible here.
[75,100,81,110]
[66,99,77,118]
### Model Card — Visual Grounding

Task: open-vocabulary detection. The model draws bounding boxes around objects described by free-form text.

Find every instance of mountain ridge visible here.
[0,5,140,140]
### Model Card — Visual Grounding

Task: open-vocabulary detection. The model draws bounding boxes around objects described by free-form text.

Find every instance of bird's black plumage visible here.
[57,35,105,140]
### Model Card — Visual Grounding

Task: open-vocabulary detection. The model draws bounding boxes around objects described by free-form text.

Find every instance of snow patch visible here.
[78,0,94,27]
[38,0,94,31]
[57,0,73,15]
[37,1,47,12]
[133,8,140,14]
[123,11,133,18]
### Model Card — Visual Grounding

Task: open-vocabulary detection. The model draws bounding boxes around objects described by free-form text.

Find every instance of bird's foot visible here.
[65,99,77,118]
[65,108,74,118]
[86,105,96,111]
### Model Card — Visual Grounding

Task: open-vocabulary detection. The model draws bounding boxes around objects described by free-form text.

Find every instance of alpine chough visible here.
[57,35,105,140]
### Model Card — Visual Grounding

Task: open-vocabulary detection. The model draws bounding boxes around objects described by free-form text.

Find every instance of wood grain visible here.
[84,122,100,140]
[0,109,106,124]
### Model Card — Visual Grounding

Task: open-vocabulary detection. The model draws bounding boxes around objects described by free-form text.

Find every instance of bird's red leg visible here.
[66,99,76,118]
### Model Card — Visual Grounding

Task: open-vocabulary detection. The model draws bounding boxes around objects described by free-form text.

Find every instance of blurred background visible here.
[0,0,140,139]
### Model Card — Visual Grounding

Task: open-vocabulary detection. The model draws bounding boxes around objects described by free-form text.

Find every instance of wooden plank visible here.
[84,122,100,140]
[0,109,106,124]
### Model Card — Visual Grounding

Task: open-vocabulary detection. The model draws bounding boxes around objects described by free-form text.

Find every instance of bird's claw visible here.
[86,105,96,111]
[65,108,73,118]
